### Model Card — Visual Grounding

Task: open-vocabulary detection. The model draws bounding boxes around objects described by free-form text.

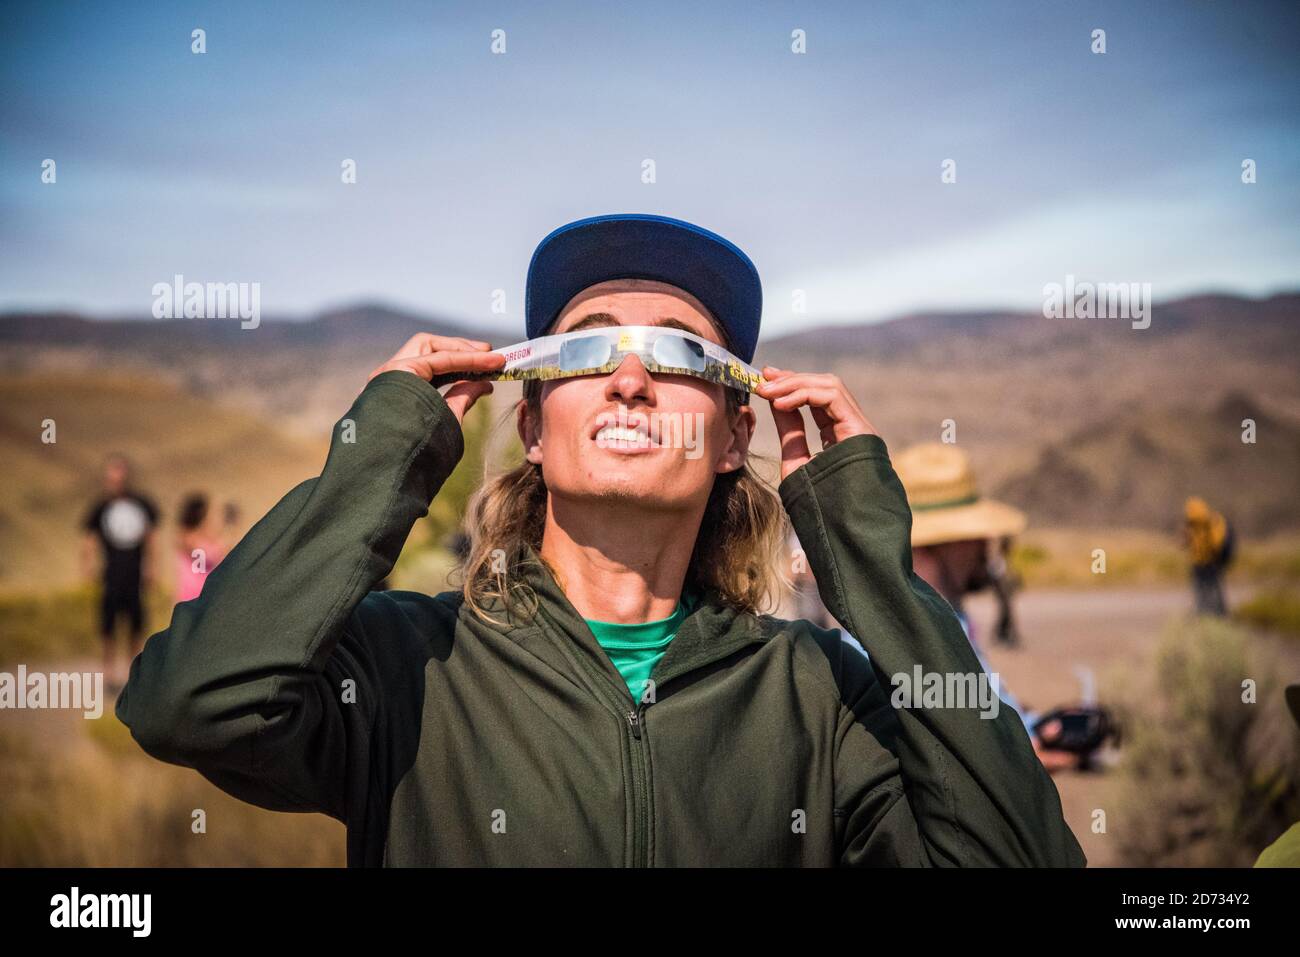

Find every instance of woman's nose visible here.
[605,353,654,403]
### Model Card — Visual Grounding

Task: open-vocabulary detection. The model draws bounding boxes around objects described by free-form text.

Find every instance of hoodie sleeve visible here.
[780,432,1086,867]
[114,371,466,822]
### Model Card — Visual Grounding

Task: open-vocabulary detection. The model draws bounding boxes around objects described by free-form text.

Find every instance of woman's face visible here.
[516,279,755,512]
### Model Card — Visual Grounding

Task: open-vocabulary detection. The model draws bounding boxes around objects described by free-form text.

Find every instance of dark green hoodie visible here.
[116,371,1086,867]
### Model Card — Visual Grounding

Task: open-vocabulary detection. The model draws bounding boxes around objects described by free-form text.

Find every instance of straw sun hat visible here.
[892,443,1027,548]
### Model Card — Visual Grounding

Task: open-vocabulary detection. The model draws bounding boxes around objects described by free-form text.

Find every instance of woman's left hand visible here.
[755,366,878,482]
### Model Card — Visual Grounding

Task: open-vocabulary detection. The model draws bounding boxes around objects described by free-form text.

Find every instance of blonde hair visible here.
[453,376,790,627]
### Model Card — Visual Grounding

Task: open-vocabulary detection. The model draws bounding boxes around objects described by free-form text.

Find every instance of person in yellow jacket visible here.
[1183,496,1234,616]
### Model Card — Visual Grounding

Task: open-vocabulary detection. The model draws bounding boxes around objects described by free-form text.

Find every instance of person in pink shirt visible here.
[174,493,236,604]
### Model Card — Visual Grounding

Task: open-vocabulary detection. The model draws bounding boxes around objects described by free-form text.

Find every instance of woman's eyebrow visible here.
[562,313,713,338]
[654,317,701,335]
[565,313,619,331]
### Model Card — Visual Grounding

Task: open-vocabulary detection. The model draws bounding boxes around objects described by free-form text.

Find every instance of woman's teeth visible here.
[596,426,651,445]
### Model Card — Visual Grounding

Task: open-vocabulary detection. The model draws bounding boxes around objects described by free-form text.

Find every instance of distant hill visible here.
[0,303,486,349]
[759,293,1300,365]
[0,304,488,436]
[995,392,1300,536]
[752,292,1300,532]
[1,291,1298,587]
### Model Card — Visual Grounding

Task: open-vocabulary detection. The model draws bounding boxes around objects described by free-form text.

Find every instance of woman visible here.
[173,493,233,604]
[116,214,1083,867]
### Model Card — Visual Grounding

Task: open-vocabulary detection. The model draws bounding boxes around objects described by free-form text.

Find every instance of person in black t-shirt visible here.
[82,454,159,685]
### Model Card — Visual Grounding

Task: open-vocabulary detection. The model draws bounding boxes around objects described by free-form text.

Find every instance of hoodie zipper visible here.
[558,633,657,868]
[625,702,651,868]
[533,591,761,868]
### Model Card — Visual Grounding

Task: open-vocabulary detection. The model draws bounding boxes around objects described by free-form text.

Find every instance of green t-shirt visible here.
[585,592,695,703]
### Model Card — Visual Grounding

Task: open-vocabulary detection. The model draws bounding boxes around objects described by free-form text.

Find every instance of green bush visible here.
[1111,616,1300,866]
[0,585,174,668]
[1008,543,1048,577]
[1236,547,1300,587]
[1235,589,1300,639]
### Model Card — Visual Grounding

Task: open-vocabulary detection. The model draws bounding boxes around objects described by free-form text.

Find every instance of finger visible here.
[756,377,836,408]
[369,350,502,384]
[443,380,494,422]
[431,337,493,353]
[776,379,876,439]
[395,334,492,359]
[395,333,472,358]
[768,385,841,412]
[814,414,839,448]
[435,350,506,374]
[757,372,838,398]
[403,350,507,379]
[393,333,430,358]
[808,403,838,436]
[772,387,865,445]
[416,336,493,357]
[759,366,804,390]
[770,405,812,479]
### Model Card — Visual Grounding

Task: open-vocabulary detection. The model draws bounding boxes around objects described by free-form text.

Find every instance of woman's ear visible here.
[717,405,756,474]
[516,399,544,465]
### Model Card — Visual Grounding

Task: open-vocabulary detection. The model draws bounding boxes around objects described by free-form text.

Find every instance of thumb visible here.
[771,405,812,481]
[441,380,493,424]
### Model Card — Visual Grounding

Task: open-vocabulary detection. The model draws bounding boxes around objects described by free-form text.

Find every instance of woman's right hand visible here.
[368,334,506,424]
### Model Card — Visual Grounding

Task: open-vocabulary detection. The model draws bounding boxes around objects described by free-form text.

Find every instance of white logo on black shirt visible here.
[101,499,149,550]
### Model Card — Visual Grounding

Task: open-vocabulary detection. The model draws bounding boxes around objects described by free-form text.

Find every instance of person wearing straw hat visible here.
[894,442,1026,605]
[894,442,1074,774]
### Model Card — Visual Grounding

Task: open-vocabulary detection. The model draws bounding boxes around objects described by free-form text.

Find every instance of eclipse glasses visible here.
[426,325,765,399]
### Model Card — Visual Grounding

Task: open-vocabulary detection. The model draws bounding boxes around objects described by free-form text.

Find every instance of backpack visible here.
[1031,706,1119,768]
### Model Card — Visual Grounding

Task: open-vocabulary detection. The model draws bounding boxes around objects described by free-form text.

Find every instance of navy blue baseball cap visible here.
[525,213,763,363]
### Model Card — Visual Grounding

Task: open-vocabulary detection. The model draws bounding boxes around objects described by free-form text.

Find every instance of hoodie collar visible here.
[501,541,770,695]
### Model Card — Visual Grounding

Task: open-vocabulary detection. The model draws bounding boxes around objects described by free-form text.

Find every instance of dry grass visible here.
[1009,527,1300,590]
[0,709,344,866]
[0,584,180,668]
[1235,589,1300,639]
[1107,616,1300,867]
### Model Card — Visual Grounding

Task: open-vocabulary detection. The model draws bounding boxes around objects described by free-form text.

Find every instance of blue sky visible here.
[2,0,1298,335]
